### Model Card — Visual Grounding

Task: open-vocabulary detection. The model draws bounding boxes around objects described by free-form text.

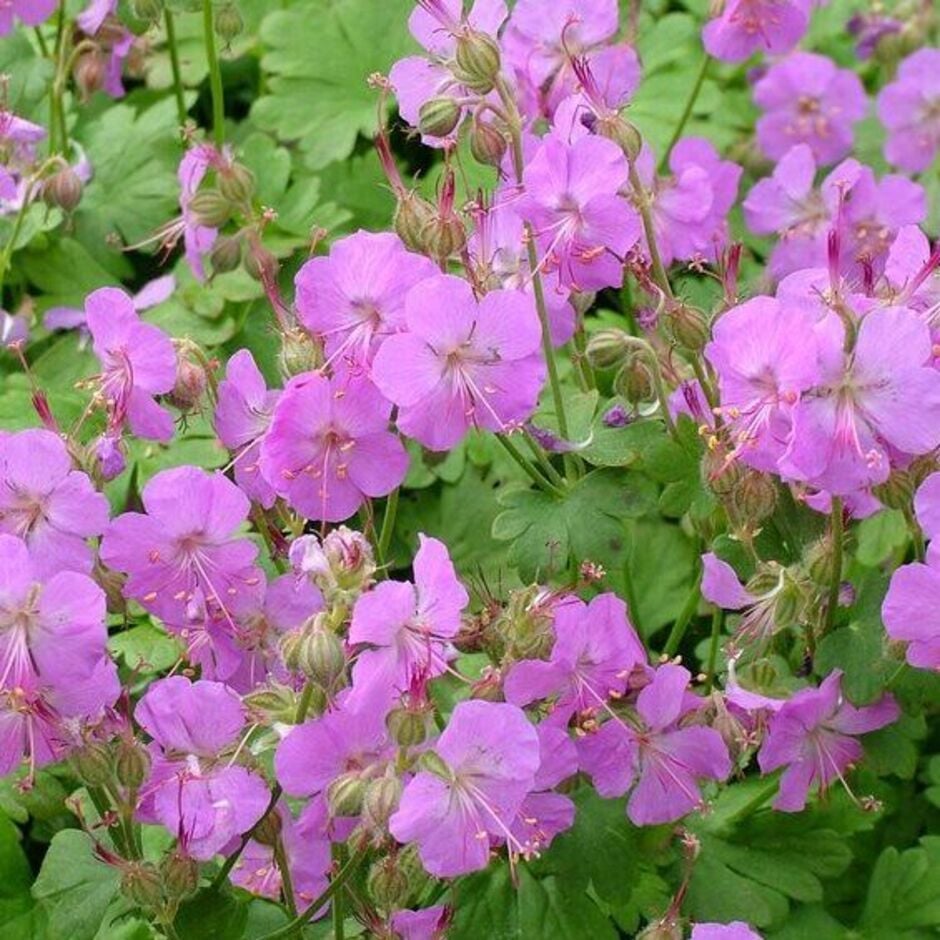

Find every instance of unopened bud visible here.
[297,618,347,689]
[637,921,682,940]
[93,433,126,483]
[218,162,255,207]
[668,303,710,352]
[278,327,323,379]
[121,862,164,910]
[132,0,164,22]
[252,811,283,848]
[42,167,83,213]
[71,742,113,787]
[387,707,428,748]
[73,51,106,99]
[290,528,376,603]
[368,858,411,912]
[730,470,777,524]
[244,684,300,724]
[614,355,653,404]
[327,772,365,817]
[167,348,208,412]
[189,190,233,228]
[585,328,630,369]
[469,118,507,166]
[210,234,243,274]
[244,241,278,282]
[362,775,402,829]
[160,851,199,900]
[422,213,467,263]
[453,30,501,94]
[394,191,435,254]
[115,739,150,791]
[214,2,244,42]
[598,114,643,161]
[418,97,462,139]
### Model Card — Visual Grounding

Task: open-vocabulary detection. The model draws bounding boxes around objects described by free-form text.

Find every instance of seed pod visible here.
[214,2,244,42]
[189,190,233,228]
[243,240,278,282]
[393,191,435,254]
[115,739,151,791]
[278,326,324,378]
[296,618,347,689]
[422,213,467,263]
[453,30,501,94]
[668,303,710,352]
[730,470,778,524]
[362,775,402,829]
[614,355,654,404]
[327,772,365,817]
[597,113,643,162]
[418,97,462,139]
[252,810,283,848]
[121,862,164,910]
[71,742,113,787]
[73,51,106,99]
[469,118,507,167]
[387,707,428,748]
[160,851,199,900]
[167,348,208,413]
[210,234,243,275]
[585,328,630,369]
[218,162,255,207]
[42,166,84,213]
[368,858,411,912]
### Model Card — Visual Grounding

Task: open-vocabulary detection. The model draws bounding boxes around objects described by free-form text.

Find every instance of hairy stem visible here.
[164,10,188,128]
[202,0,225,147]
[659,54,711,171]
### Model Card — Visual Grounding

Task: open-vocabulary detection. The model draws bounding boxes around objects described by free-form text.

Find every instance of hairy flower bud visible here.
[167,346,208,413]
[585,328,631,369]
[362,775,402,829]
[386,706,429,748]
[296,615,347,689]
[214,2,244,42]
[730,470,778,524]
[614,355,654,404]
[469,118,507,166]
[189,190,233,228]
[115,739,151,791]
[71,741,113,787]
[418,97,462,138]
[278,326,324,378]
[597,114,643,162]
[42,167,83,213]
[453,29,501,94]
[210,234,243,274]
[160,851,199,900]
[244,684,301,725]
[422,212,467,263]
[252,810,283,848]
[121,862,164,910]
[243,240,278,282]
[638,920,682,940]
[393,191,435,254]
[667,303,710,352]
[368,857,411,912]
[218,162,255,207]
[327,772,366,817]
[290,527,376,604]
[73,51,106,100]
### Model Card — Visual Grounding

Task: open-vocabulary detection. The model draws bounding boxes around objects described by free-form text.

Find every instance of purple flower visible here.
[215,349,280,509]
[295,231,436,368]
[518,134,640,291]
[757,670,898,811]
[389,700,540,877]
[847,12,902,60]
[0,429,109,578]
[877,49,940,174]
[101,466,264,628]
[0,110,46,166]
[260,369,408,522]
[504,593,645,721]
[136,676,270,860]
[754,52,866,165]
[0,0,57,34]
[577,664,731,825]
[77,0,116,35]
[691,924,763,940]
[702,0,810,64]
[275,700,392,799]
[705,296,819,472]
[372,275,546,450]
[85,287,177,443]
[390,905,449,940]
[781,307,940,495]
[45,274,175,335]
[915,472,940,561]
[348,534,468,702]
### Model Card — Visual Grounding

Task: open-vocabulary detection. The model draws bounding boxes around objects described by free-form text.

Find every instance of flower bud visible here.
[327,772,365,817]
[160,851,199,900]
[218,162,255,207]
[597,114,643,162]
[290,528,376,603]
[362,775,402,829]
[368,858,411,912]
[422,212,467,263]
[296,617,347,689]
[73,51,106,100]
[453,30,502,94]
[42,167,83,213]
[252,810,283,848]
[614,355,653,404]
[730,470,777,524]
[189,190,233,228]
[386,706,428,748]
[167,348,208,413]
[244,241,278,282]
[244,684,300,724]
[121,862,164,910]
[214,2,244,42]
[71,742,113,787]
[132,0,164,22]
[418,97,462,138]
[278,326,324,378]
[585,328,630,369]
[93,433,126,483]
[638,920,682,940]
[115,739,151,791]
[417,750,451,780]
[210,234,243,274]
[394,191,436,254]
[667,303,710,352]
[469,118,507,166]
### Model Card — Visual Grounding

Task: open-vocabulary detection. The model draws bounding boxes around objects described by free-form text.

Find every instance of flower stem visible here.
[659,54,710,172]
[823,497,844,635]
[522,428,567,489]
[496,434,564,498]
[724,777,779,825]
[164,9,188,128]
[202,0,225,148]
[705,606,723,692]
[0,194,31,297]
[663,568,702,656]
[628,163,673,301]
[273,837,297,917]
[331,844,346,940]
[377,487,399,567]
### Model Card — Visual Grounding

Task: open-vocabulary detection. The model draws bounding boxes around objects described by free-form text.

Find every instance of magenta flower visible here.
[518,134,640,291]
[45,273,175,335]
[294,231,436,368]
[691,924,763,940]
[0,110,46,166]
[577,664,731,825]
[348,534,468,702]
[0,429,109,578]
[101,466,264,628]
[781,307,940,495]
[757,670,898,812]
[259,369,408,522]
[702,0,810,64]
[77,0,116,35]
[0,0,57,34]
[389,700,540,877]
[372,275,546,450]
[754,52,867,165]
[390,906,450,940]
[85,287,177,443]
[275,701,391,799]
[136,676,270,860]
[215,349,280,508]
[877,49,940,174]
[504,593,645,721]
[705,296,820,472]
[915,472,940,563]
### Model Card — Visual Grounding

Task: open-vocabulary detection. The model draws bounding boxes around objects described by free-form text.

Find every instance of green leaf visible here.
[253,0,416,169]
[109,622,184,674]
[856,509,908,567]
[861,838,940,935]
[32,830,121,940]
[580,410,664,469]
[0,813,39,935]
[173,887,248,940]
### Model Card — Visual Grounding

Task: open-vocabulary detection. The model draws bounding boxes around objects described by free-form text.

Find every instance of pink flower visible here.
[691,924,763,940]
[372,275,546,450]
[348,534,468,703]
[518,134,640,291]
[703,0,810,64]
[0,429,110,578]
[136,676,270,860]
[294,231,436,368]
[757,670,898,811]
[0,0,57,34]
[85,287,177,443]
[577,664,731,825]
[214,349,280,508]
[390,905,450,940]
[877,48,940,173]
[259,369,408,522]
[754,52,867,165]
[101,466,264,628]
[389,700,540,877]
